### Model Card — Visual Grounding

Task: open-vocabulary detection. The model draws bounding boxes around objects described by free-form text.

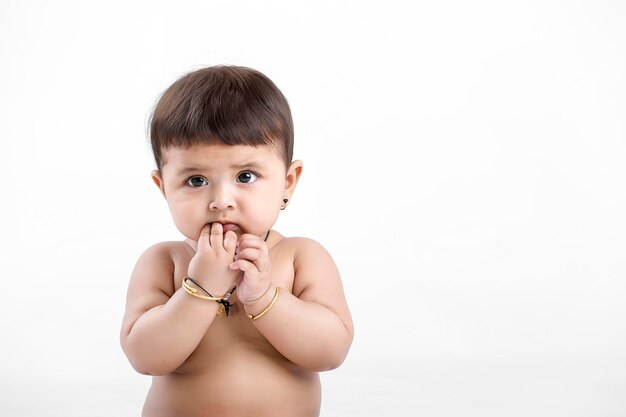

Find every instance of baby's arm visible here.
[120,224,239,375]
[235,237,354,372]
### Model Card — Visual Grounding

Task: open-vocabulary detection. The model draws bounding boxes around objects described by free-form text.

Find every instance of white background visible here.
[1,1,625,416]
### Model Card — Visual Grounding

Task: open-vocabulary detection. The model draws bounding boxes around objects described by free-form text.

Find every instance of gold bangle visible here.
[247,287,280,321]
[181,277,223,301]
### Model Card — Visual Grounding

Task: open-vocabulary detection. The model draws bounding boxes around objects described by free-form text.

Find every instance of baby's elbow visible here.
[130,362,156,376]
[324,327,353,371]
[132,363,171,377]
[318,356,346,372]
[308,352,348,372]
[327,345,352,371]
[121,337,178,376]
[310,340,352,372]
[127,355,177,376]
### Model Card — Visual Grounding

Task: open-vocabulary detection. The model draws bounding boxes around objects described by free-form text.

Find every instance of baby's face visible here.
[154,143,291,241]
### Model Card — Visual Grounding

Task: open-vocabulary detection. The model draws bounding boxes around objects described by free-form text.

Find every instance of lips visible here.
[216,222,239,233]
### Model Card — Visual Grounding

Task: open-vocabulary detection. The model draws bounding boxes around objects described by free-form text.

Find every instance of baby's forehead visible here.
[160,143,284,170]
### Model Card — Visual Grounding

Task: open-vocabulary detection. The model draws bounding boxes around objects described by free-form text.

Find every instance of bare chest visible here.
[168,241,296,371]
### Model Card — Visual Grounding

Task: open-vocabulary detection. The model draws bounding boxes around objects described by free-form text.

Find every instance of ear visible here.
[284,160,303,201]
[151,170,167,198]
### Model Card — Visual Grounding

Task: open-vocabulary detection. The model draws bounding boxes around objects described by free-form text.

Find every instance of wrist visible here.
[242,283,275,311]
[245,286,280,321]
[239,281,270,305]
[183,276,234,300]
[185,268,238,296]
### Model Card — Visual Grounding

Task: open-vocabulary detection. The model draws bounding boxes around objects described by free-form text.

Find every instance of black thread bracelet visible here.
[185,277,236,316]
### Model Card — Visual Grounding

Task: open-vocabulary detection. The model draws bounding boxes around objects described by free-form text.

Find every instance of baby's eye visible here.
[186,176,208,187]
[236,171,258,184]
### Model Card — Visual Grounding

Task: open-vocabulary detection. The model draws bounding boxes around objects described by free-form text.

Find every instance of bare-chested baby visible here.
[120,65,354,417]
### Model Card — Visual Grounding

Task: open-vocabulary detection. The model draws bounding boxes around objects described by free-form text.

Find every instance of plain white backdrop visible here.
[1,1,625,416]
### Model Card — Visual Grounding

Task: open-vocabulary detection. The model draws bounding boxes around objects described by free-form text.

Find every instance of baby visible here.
[120,65,354,417]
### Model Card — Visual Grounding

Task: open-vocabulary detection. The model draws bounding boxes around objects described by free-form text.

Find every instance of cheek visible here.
[256,199,283,224]
[167,199,203,239]
[238,195,281,233]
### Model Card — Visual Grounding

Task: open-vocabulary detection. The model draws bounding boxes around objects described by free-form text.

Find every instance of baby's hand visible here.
[229,233,271,305]
[187,223,241,295]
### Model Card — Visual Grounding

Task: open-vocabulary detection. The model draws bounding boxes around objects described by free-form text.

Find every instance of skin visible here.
[120,143,354,417]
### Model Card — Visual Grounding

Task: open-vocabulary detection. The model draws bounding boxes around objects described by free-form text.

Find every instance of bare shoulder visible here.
[276,236,336,271]
[130,242,181,286]
[276,236,332,258]
[278,236,342,299]
[283,237,332,263]
[121,241,188,336]
[278,236,352,334]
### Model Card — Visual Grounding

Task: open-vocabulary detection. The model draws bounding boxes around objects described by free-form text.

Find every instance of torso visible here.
[142,234,321,417]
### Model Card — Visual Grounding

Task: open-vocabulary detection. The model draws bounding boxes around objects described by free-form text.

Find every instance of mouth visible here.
[213,221,240,233]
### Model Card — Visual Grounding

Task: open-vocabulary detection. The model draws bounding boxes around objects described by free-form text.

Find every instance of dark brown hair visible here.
[149,65,294,171]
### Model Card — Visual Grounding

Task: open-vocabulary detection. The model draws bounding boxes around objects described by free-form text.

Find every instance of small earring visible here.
[281,198,289,210]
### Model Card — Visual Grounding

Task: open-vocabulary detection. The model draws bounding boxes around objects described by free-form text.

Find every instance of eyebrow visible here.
[174,161,264,176]
[174,166,207,176]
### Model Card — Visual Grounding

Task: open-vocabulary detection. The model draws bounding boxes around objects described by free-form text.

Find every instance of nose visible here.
[209,182,236,211]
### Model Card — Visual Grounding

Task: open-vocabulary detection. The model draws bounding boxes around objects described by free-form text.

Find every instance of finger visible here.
[197,224,212,253]
[235,247,270,273]
[223,230,237,255]
[234,248,261,263]
[229,259,257,274]
[209,222,223,248]
[235,234,264,255]
[238,233,264,246]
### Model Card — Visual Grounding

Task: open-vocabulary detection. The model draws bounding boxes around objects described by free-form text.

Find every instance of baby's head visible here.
[149,65,294,173]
